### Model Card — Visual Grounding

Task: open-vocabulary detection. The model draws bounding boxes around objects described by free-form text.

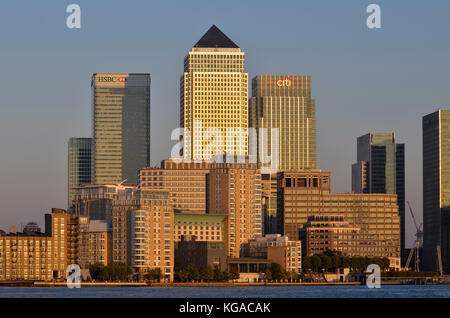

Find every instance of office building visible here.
[249,75,316,170]
[180,25,248,161]
[208,162,262,258]
[92,73,150,185]
[278,170,401,267]
[351,132,405,264]
[68,137,92,207]
[139,159,210,214]
[72,184,135,221]
[423,110,450,272]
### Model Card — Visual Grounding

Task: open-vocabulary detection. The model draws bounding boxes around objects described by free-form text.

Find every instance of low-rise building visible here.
[175,235,227,271]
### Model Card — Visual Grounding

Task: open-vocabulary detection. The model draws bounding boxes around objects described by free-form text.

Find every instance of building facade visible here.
[77,218,112,268]
[278,170,401,267]
[245,234,302,274]
[175,237,227,271]
[249,75,316,170]
[423,110,450,272]
[351,132,405,264]
[92,73,150,185]
[208,162,262,258]
[180,25,248,161]
[128,190,174,281]
[139,159,210,214]
[0,209,77,281]
[68,137,92,207]
[174,213,227,242]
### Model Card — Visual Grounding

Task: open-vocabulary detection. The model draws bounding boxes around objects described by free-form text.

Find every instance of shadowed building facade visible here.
[92,73,150,185]
[68,137,92,207]
[351,132,405,265]
[423,110,450,272]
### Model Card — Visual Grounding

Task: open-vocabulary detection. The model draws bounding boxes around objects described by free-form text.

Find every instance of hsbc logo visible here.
[97,76,127,83]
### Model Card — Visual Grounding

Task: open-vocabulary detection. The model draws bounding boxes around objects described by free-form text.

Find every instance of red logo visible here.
[117,77,127,83]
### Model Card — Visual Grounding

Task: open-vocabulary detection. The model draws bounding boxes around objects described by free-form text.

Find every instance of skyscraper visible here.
[351,132,405,265]
[423,110,450,272]
[92,73,150,185]
[249,75,316,170]
[68,137,92,207]
[180,25,248,161]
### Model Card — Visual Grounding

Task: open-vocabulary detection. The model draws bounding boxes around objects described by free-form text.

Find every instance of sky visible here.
[0,0,449,247]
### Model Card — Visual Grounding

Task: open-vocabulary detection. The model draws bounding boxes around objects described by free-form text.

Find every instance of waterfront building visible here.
[77,218,112,268]
[139,159,210,214]
[278,170,401,267]
[174,213,227,242]
[180,25,248,161]
[422,109,450,272]
[351,132,405,264]
[245,234,302,274]
[68,137,92,207]
[249,75,316,170]
[174,236,227,271]
[92,73,150,185]
[208,162,262,258]
[112,189,174,281]
[0,209,77,281]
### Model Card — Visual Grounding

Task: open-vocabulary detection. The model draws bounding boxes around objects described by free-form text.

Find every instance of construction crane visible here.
[405,201,423,271]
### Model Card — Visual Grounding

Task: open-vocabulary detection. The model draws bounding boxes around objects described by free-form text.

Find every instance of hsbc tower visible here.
[91,73,151,185]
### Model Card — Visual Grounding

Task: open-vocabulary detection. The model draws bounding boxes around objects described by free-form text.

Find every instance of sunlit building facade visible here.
[180,25,248,161]
[249,75,316,170]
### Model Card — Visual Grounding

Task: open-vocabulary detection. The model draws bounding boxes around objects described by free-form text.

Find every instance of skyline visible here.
[1,1,450,249]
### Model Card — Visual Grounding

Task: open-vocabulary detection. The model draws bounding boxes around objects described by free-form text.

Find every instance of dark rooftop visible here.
[194,25,239,49]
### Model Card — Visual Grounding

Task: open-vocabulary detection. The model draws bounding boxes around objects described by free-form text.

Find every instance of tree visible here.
[187,264,199,282]
[264,269,272,282]
[302,257,312,272]
[270,263,284,281]
[311,256,322,272]
[147,268,163,282]
[320,255,333,272]
[176,269,189,282]
[203,266,214,281]
[228,269,240,281]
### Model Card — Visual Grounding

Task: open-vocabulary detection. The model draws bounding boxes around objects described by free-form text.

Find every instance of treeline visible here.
[302,250,390,272]
[175,263,239,282]
[89,263,133,281]
[263,263,304,282]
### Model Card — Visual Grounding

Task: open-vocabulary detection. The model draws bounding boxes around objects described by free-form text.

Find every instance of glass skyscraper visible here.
[180,25,248,161]
[68,137,92,207]
[91,73,150,185]
[351,132,405,265]
[248,75,316,170]
[423,110,450,272]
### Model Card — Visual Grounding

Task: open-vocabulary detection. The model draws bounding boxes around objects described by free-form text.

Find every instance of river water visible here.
[0,285,449,298]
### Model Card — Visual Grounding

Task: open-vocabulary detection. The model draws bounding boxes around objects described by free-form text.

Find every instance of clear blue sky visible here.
[1,0,449,247]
